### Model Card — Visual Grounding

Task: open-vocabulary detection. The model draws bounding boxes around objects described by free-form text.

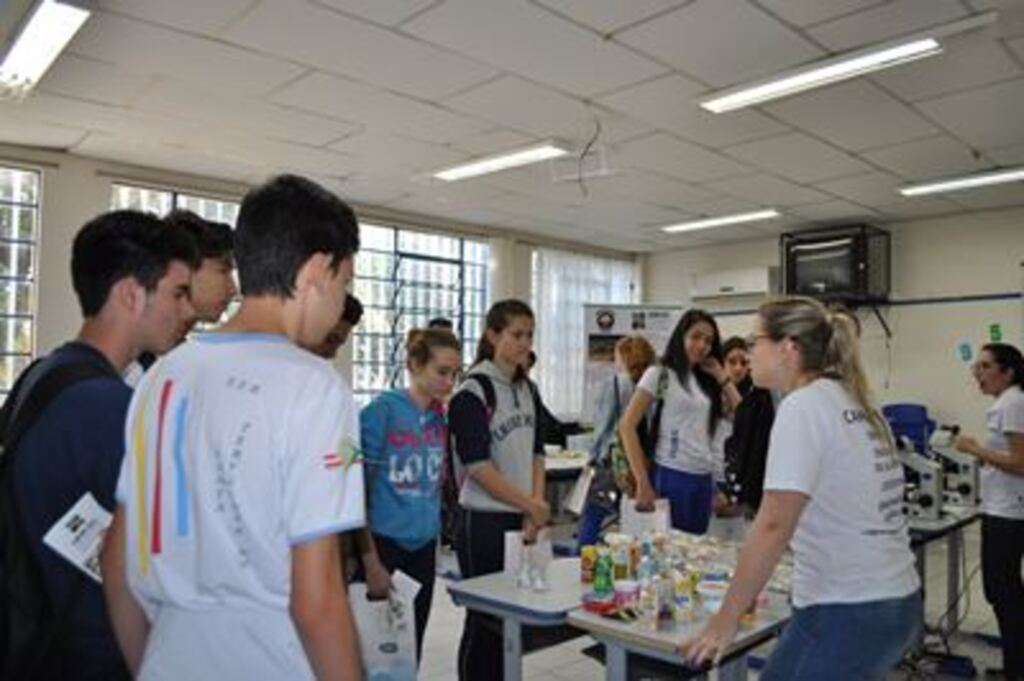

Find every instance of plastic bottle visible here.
[636,549,658,630]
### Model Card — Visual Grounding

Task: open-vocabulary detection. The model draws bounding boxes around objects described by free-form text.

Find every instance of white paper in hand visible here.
[42,492,112,583]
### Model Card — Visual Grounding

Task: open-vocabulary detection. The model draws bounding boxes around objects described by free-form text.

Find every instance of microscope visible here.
[897,436,943,522]
[929,425,981,508]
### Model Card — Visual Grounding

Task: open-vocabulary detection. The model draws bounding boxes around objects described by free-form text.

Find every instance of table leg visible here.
[605,642,627,681]
[503,618,522,681]
[718,654,749,681]
[946,528,962,633]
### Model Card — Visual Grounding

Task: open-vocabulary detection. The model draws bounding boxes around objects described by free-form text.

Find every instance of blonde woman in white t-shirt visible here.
[953,343,1024,681]
[685,297,921,680]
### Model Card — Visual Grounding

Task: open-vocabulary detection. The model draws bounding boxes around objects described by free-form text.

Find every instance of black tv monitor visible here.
[781,225,890,304]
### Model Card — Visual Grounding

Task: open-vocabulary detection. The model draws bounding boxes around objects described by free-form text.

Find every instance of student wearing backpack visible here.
[576,336,656,547]
[355,328,461,663]
[449,299,549,681]
[101,175,365,681]
[619,309,741,535]
[2,211,198,681]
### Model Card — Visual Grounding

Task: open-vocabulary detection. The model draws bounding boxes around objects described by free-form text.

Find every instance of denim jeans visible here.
[761,590,923,681]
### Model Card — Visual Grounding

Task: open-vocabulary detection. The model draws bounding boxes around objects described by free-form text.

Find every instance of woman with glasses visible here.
[953,344,1024,681]
[686,297,921,680]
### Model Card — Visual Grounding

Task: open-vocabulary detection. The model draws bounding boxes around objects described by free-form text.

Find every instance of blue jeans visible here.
[576,500,612,549]
[652,465,713,534]
[761,591,923,681]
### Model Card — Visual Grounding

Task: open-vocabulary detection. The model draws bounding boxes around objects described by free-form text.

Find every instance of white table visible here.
[567,591,791,681]
[446,558,585,681]
[908,505,982,634]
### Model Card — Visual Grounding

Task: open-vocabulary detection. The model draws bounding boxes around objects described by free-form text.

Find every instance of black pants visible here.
[455,509,522,681]
[354,534,437,664]
[981,515,1024,680]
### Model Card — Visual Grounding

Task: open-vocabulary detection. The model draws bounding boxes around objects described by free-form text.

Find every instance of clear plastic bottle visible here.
[637,549,658,630]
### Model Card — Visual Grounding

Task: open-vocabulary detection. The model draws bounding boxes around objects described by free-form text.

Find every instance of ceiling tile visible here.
[273,72,491,145]
[616,0,823,87]
[329,132,468,175]
[684,195,762,216]
[68,12,304,96]
[871,39,1021,102]
[597,74,788,147]
[97,0,253,34]
[704,173,831,206]
[615,133,750,183]
[223,0,496,101]
[724,133,871,183]
[755,0,887,28]
[334,173,414,206]
[38,54,155,107]
[765,80,938,151]
[532,0,692,35]
[987,143,1024,165]
[788,200,882,222]
[134,81,360,147]
[915,78,1024,150]
[0,93,202,143]
[403,0,664,97]
[807,0,968,52]
[1011,36,1024,61]
[444,76,647,144]
[598,170,719,210]
[447,128,536,156]
[0,117,86,150]
[872,197,966,219]
[73,133,262,182]
[815,171,906,207]
[312,0,439,27]
[860,135,989,180]
[186,131,358,179]
[946,184,1024,210]
[481,165,612,206]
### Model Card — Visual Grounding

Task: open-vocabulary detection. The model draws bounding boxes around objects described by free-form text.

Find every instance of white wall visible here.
[644,208,1024,435]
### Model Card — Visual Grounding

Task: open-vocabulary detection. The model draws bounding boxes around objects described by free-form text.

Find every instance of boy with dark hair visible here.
[5,210,198,680]
[309,293,363,360]
[103,175,364,680]
[164,209,236,327]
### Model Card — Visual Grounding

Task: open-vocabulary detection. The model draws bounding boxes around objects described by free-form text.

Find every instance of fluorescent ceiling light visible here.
[0,0,90,98]
[700,39,941,113]
[661,209,781,234]
[699,12,996,113]
[899,166,1024,196]
[433,142,571,182]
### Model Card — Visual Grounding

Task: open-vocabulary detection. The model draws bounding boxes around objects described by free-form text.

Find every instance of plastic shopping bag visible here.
[503,528,554,590]
[350,580,418,681]
[620,497,671,536]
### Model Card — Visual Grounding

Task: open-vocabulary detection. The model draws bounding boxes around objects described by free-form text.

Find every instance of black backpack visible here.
[0,357,114,680]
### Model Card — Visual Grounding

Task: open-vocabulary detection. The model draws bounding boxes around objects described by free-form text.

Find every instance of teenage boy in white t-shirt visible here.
[686,297,921,681]
[102,175,365,681]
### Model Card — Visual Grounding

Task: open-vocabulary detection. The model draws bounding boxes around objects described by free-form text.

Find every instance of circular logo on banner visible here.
[595,310,615,331]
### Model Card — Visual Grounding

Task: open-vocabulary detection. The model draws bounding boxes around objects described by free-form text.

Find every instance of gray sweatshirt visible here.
[449,360,542,513]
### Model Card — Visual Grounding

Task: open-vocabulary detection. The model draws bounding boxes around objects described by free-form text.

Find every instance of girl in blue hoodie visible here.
[357,328,462,661]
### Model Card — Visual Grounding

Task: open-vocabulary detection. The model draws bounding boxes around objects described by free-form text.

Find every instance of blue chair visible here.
[883,403,936,454]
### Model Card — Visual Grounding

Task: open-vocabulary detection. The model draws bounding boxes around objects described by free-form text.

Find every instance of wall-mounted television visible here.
[780,225,890,304]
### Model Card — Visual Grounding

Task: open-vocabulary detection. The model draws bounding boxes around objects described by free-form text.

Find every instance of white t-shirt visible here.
[116,332,365,680]
[638,366,722,476]
[982,384,1024,519]
[764,379,919,608]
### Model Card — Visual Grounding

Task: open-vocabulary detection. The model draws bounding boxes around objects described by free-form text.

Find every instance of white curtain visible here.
[531,248,636,417]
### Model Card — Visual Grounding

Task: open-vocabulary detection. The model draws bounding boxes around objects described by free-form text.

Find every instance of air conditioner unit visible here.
[691,266,778,300]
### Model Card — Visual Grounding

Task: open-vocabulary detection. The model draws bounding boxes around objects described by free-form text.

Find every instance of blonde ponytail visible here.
[759,297,892,447]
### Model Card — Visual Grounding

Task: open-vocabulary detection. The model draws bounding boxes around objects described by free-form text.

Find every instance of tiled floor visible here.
[419,522,1006,680]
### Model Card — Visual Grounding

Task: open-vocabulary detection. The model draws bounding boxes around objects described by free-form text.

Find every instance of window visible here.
[352,223,490,406]
[111,183,239,225]
[531,248,636,416]
[0,167,40,400]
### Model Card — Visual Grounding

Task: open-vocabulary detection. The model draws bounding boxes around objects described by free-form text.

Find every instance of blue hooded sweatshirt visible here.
[360,389,445,550]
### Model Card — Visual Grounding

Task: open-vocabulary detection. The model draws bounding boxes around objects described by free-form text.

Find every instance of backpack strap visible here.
[462,374,496,416]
